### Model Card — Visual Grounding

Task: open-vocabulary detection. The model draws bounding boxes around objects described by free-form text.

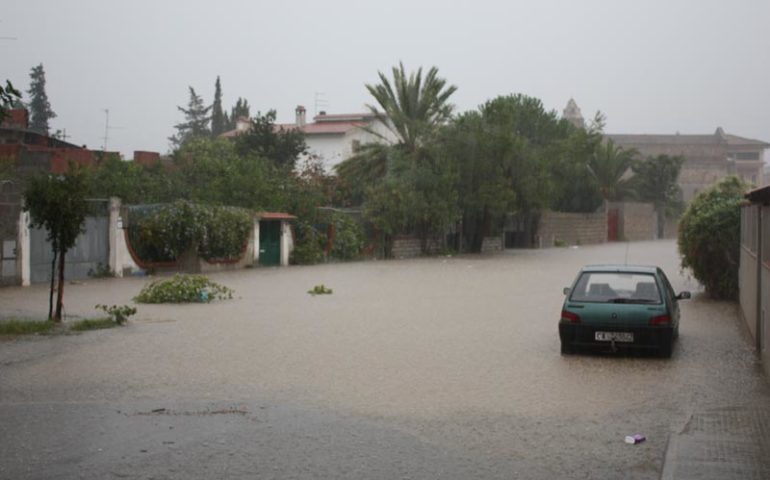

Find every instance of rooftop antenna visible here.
[101,108,125,151]
[314,92,329,116]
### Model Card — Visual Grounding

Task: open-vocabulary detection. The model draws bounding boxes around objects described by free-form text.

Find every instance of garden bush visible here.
[135,274,234,303]
[291,220,326,265]
[678,176,746,300]
[329,212,365,260]
[128,201,251,263]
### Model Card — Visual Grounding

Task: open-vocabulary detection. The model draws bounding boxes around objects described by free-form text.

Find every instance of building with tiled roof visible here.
[219,105,397,171]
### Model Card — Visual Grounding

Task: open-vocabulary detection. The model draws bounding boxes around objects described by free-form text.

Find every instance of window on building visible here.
[736,151,760,161]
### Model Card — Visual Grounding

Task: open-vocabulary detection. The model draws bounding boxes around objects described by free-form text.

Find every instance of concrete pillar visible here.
[17,210,30,286]
[253,218,260,263]
[280,221,290,266]
[108,197,122,277]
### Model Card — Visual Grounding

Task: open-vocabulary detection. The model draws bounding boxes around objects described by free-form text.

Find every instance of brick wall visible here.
[133,151,160,167]
[536,210,606,247]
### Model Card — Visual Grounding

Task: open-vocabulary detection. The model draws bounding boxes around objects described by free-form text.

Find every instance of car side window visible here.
[658,270,675,302]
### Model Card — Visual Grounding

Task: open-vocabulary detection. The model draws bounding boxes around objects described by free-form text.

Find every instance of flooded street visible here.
[1,240,768,479]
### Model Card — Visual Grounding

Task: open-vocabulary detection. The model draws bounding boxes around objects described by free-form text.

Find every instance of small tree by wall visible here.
[24,166,90,321]
[678,176,746,300]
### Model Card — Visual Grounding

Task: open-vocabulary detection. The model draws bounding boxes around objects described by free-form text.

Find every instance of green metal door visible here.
[259,221,281,266]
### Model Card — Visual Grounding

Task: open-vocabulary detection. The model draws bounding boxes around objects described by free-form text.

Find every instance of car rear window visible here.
[569,272,662,304]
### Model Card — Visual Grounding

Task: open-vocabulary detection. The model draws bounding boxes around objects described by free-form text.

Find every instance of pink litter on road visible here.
[624,434,646,444]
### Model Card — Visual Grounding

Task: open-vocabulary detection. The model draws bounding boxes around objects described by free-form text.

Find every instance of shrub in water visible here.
[135,274,234,303]
[95,304,137,325]
[307,284,333,296]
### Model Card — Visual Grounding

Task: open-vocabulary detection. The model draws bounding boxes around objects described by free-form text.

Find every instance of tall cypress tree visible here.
[27,64,57,135]
[211,76,225,137]
[168,86,212,149]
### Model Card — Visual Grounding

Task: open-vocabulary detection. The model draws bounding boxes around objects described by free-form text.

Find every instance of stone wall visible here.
[615,202,656,241]
[391,236,422,259]
[536,210,606,247]
[481,236,503,253]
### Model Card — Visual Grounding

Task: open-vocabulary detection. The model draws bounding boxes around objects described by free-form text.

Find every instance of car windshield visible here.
[569,272,662,304]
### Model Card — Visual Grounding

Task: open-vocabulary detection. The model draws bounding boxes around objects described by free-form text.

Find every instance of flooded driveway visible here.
[1,240,768,479]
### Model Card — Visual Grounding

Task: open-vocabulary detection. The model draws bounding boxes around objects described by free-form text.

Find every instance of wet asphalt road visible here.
[1,240,768,479]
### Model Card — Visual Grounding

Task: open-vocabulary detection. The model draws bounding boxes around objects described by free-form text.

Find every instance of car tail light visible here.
[650,314,671,326]
[561,310,581,324]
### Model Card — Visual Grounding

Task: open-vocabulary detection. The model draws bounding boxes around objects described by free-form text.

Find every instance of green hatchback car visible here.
[559,265,690,358]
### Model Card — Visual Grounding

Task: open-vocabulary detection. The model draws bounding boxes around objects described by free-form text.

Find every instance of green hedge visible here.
[128,201,251,263]
[678,176,746,300]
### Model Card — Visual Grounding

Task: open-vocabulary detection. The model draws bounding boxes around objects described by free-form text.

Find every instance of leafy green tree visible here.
[211,76,225,137]
[439,94,574,251]
[235,110,306,170]
[24,166,90,321]
[364,148,458,255]
[174,137,285,210]
[366,63,457,153]
[89,155,178,204]
[587,139,637,202]
[334,143,390,205]
[630,154,684,237]
[0,80,21,123]
[27,64,56,135]
[678,176,746,300]
[549,113,605,213]
[169,87,212,150]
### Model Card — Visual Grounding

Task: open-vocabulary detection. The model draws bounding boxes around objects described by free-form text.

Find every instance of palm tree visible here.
[364,62,457,154]
[335,63,457,200]
[587,139,638,202]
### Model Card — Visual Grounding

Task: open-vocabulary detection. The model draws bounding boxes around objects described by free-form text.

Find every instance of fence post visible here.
[109,197,123,277]
[17,210,30,286]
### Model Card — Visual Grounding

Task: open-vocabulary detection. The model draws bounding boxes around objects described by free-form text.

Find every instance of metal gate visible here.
[30,215,110,284]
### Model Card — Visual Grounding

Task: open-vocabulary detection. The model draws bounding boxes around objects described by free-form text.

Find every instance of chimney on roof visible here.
[295,105,306,127]
[235,117,250,132]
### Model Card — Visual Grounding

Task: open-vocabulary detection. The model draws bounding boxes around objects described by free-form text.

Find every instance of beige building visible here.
[608,128,768,202]
[561,100,768,202]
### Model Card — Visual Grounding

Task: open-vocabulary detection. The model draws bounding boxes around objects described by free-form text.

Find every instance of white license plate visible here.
[595,331,634,342]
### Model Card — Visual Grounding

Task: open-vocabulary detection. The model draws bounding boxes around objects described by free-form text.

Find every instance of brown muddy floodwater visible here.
[1,240,767,479]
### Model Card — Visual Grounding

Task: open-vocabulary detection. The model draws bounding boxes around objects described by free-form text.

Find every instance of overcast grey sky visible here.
[4,0,770,158]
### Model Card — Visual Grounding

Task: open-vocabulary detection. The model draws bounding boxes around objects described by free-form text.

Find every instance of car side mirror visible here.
[676,291,691,300]
[563,287,571,296]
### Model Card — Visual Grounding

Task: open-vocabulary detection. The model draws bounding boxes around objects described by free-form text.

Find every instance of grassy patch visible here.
[0,319,56,336]
[69,317,119,332]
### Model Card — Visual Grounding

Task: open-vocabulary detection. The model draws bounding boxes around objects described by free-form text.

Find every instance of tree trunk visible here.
[48,249,57,321]
[54,248,66,322]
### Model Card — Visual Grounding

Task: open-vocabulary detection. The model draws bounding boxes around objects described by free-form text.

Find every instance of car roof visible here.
[579,264,659,274]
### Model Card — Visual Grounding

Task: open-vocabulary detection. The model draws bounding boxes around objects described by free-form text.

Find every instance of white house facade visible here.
[220,105,397,172]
